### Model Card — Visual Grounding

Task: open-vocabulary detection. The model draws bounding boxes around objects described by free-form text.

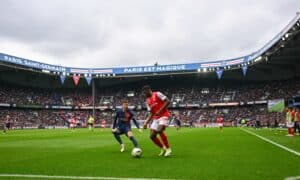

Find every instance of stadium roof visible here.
[0,13,299,87]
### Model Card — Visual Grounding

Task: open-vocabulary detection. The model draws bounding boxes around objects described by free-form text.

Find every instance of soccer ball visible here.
[131,148,142,158]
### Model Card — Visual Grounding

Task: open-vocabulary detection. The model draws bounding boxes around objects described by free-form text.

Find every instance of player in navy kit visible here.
[112,100,142,152]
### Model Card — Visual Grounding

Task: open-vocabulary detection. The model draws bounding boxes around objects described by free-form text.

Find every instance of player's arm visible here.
[132,117,142,133]
[143,112,153,129]
[112,112,118,130]
[155,92,170,116]
[129,110,140,130]
[143,103,153,129]
[132,117,140,129]
[132,114,140,130]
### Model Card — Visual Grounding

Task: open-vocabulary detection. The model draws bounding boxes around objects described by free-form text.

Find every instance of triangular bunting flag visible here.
[242,66,247,76]
[72,75,80,86]
[59,75,66,85]
[85,76,92,86]
[216,69,223,79]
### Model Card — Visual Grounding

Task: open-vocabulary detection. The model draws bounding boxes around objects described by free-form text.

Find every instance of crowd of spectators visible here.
[0,80,297,129]
[0,109,65,128]
[0,81,298,106]
[0,105,284,129]
[171,105,283,127]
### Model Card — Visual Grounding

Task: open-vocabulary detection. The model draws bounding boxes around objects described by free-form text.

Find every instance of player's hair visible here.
[142,85,151,92]
[122,99,129,103]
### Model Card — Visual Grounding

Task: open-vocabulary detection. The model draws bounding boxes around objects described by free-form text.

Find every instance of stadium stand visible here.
[0,80,298,106]
[0,79,297,129]
[0,13,300,130]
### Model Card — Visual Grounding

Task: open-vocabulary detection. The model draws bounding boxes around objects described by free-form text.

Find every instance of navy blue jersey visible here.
[113,109,140,129]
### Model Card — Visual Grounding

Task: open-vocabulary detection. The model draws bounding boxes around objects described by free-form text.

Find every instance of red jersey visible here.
[291,111,295,121]
[70,118,76,125]
[101,120,106,128]
[217,117,223,124]
[146,91,170,119]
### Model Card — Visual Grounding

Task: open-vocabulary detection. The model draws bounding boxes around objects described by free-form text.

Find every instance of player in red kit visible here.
[142,85,172,157]
[70,116,76,131]
[217,115,224,132]
[101,119,106,131]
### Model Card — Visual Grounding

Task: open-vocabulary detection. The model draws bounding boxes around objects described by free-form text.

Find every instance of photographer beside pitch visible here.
[142,85,172,157]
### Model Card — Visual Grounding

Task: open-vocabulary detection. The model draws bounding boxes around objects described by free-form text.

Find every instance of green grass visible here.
[0,128,300,180]
[245,128,300,152]
[268,101,284,112]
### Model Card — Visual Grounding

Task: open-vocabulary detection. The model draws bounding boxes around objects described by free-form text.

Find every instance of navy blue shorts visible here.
[6,123,11,129]
[117,125,131,134]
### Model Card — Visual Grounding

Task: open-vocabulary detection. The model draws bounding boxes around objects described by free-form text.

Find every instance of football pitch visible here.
[0,127,300,180]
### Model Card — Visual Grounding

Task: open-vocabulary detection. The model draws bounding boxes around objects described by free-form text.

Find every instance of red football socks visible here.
[152,137,163,148]
[159,132,170,149]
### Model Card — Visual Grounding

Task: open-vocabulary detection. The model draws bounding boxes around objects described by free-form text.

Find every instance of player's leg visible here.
[157,125,171,157]
[3,126,7,134]
[150,130,163,148]
[297,122,300,135]
[178,121,181,130]
[150,120,169,156]
[157,125,168,147]
[156,117,171,156]
[287,122,290,136]
[126,130,139,148]
[112,129,123,144]
[6,123,10,132]
[150,129,166,156]
[294,122,298,135]
[112,129,125,152]
[176,121,180,131]
[150,120,164,147]
[156,118,170,149]
[287,122,294,136]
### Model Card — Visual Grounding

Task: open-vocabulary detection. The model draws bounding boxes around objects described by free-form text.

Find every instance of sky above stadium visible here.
[0,0,299,68]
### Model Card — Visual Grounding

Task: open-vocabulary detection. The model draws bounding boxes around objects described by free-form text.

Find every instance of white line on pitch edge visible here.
[284,175,300,180]
[240,128,300,157]
[0,174,174,180]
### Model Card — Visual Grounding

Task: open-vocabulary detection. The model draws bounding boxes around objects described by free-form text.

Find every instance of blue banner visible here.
[112,63,199,74]
[0,53,66,72]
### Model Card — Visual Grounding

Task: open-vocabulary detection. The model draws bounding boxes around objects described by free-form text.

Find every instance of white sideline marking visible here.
[284,176,300,180]
[0,174,173,180]
[240,128,300,157]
